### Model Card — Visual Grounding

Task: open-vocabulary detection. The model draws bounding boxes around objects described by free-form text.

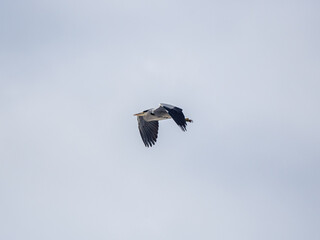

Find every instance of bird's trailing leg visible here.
[185,118,193,123]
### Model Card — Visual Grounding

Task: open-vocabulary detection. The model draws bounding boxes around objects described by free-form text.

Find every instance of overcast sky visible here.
[1,0,320,239]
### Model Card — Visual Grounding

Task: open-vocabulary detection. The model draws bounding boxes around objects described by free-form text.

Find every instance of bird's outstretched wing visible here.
[160,103,187,131]
[137,117,159,147]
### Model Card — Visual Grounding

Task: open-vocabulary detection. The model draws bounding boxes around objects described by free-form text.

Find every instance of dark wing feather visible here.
[137,117,159,147]
[161,105,187,131]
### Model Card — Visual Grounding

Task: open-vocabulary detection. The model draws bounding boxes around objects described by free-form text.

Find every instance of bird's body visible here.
[134,103,193,147]
[140,107,171,122]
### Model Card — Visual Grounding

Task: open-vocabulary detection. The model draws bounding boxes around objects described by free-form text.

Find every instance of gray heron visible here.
[134,103,193,147]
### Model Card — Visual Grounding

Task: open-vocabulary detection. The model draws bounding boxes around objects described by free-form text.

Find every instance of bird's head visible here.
[133,110,149,116]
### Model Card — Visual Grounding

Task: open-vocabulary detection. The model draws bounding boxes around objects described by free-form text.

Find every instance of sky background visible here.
[1,0,320,239]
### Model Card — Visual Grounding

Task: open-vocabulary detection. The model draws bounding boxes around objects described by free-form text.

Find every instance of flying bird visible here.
[134,103,193,147]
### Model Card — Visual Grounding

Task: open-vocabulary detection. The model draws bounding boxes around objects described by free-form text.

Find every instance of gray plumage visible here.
[134,103,193,147]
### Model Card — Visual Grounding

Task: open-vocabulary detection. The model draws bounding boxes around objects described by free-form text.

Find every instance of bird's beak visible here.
[134,112,145,116]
